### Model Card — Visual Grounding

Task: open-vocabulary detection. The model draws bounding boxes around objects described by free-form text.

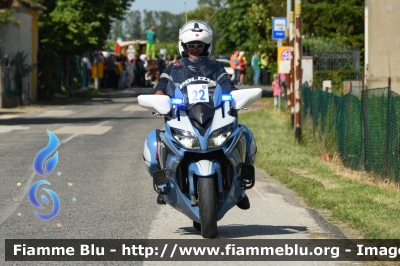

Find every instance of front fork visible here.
[188,160,224,206]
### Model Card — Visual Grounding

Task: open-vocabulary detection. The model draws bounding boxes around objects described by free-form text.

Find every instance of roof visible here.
[118,40,147,47]
[12,0,46,11]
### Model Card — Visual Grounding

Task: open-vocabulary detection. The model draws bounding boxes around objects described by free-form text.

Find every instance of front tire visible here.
[198,177,218,238]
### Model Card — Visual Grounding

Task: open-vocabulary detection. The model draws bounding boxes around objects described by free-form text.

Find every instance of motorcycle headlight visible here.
[171,128,200,150]
[207,125,233,148]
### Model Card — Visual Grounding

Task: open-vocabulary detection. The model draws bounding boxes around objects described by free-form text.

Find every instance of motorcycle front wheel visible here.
[198,177,218,238]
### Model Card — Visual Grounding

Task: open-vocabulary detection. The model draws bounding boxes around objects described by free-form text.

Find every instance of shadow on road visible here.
[177,224,308,238]
[0,115,161,125]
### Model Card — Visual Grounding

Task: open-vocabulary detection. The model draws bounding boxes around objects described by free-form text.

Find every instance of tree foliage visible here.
[39,0,135,54]
[302,0,364,48]
[36,0,134,98]
[123,10,142,40]
[206,0,364,58]
[115,9,186,43]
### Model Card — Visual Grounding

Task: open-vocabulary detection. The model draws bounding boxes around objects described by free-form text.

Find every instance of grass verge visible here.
[239,98,400,239]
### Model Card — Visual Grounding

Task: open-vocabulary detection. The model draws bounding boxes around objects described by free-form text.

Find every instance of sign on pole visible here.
[272,17,287,40]
[278,46,291,74]
[127,45,135,61]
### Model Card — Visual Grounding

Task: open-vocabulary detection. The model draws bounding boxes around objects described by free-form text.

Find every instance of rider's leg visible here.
[143,129,167,205]
[236,124,257,210]
[240,124,257,165]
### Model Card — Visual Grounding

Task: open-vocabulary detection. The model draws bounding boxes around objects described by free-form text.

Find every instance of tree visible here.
[39,0,135,54]
[186,5,213,22]
[197,0,227,11]
[211,0,253,55]
[302,0,364,48]
[111,19,125,41]
[123,10,142,40]
[37,0,135,97]
[207,0,363,57]
[153,11,184,42]
[121,10,185,43]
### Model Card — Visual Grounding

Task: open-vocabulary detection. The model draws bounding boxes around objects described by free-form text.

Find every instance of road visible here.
[0,88,346,265]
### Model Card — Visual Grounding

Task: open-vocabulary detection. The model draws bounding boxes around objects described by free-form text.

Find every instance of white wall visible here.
[365,0,400,93]
[0,11,32,64]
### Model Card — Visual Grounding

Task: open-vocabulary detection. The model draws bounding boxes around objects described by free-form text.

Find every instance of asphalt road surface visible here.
[0,89,347,265]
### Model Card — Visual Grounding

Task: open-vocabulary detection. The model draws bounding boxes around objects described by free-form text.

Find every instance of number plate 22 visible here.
[187,84,209,104]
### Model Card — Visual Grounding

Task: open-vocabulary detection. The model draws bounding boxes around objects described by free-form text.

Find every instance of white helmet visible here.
[179,20,213,57]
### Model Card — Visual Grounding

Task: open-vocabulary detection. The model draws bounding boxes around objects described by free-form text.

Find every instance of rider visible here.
[155,21,235,95]
[152,20,252,210]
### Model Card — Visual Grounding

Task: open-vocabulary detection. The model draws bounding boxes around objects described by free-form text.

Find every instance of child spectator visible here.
[272,73,281,109]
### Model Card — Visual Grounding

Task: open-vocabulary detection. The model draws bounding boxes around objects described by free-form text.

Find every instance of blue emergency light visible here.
[221,94,232,101]
[171,98,184,105]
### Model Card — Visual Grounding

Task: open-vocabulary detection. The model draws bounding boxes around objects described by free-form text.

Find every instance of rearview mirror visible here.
[137,95,172,114]
[230,88,262,109]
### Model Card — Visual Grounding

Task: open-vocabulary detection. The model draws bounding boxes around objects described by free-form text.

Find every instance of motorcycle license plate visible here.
[187,84,209,104]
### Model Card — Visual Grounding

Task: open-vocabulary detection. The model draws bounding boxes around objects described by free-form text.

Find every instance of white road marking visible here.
[35,110,75,117]
[122,105,148,111]
[0,114,19,119]
[0,125,30,133]
[53,125,112,135]
[0,111,135,226]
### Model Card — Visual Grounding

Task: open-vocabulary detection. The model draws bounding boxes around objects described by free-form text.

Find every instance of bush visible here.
[37,50,59,100]
[314,70,360,95]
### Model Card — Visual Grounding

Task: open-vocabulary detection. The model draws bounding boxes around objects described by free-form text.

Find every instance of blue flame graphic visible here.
[33,130,59,177]
[28,180,60,220]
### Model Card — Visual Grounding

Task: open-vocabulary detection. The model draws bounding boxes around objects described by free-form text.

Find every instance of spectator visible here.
[251,51,261,85]
[134,54,145,87]
[82,57,92,79]
[115,55,123,90]
[157,54,166,74]
[279,73,287,97]
[261,53,270,85]
[238,51,247,85]
[145,24,159,59]
[165,55,172,66]
[145,70,155,87]
[171,54,178,64]
[126,59,135,88]
[272,73,281,109]
[105,55,117,89]
[230,50,240,85]
[118,55,128,89]
[140,53,148,68]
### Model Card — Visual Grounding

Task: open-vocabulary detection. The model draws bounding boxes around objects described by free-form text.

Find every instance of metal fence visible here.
[303,50,360,71]
[0,66,32,107]
[301,85,400,181]
[1,66,20,98]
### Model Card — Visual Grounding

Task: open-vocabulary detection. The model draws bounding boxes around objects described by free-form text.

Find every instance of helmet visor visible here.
[186,43,205,49]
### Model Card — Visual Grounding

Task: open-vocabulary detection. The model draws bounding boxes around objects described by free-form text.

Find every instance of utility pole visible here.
[289,11,295,126]
[285,27,291,112]
[294,0,302,141]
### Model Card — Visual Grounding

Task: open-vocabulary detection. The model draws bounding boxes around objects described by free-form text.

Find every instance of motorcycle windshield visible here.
[165,56,232,110]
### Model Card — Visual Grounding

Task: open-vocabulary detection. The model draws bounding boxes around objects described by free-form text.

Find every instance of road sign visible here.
[272,17,287,40]
[278,46,291,74]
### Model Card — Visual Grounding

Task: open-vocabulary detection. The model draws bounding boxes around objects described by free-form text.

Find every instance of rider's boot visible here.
[157,194,166,205]
[236,195,250,210]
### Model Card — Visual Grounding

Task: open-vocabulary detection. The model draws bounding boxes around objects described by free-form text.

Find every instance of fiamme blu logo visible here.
[28,130,61,220]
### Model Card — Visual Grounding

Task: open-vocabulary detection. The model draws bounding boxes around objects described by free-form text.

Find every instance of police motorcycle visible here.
[138,56,261,238]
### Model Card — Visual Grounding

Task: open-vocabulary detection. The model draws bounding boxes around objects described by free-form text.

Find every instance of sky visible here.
[129,0,199,14]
